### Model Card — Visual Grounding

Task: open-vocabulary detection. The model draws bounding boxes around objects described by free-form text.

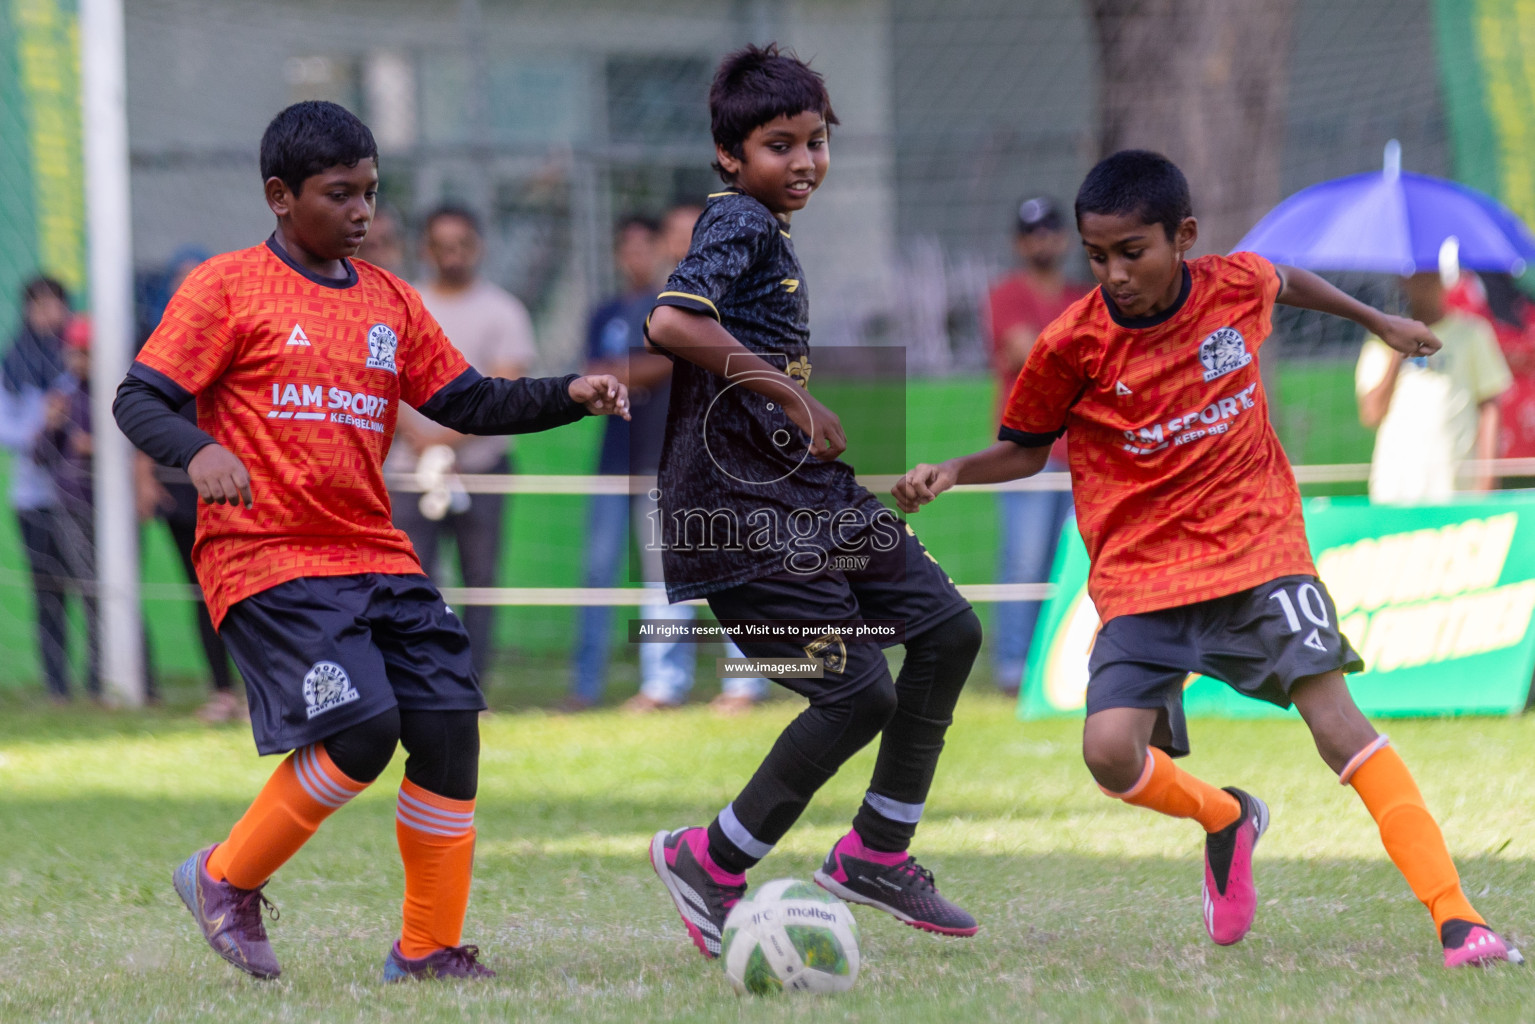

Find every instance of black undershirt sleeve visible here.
[113,363,218,469]
[998,424,1064,447]
[416,368,588,435]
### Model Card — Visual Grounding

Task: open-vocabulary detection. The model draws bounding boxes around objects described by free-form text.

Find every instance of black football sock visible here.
[852,608,982,852]
[707,679,897,875]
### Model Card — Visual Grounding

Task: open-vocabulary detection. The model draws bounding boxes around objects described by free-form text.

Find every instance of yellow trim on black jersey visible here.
[780,230,791,239]
[708,190,739,198]
[655,291,721,321]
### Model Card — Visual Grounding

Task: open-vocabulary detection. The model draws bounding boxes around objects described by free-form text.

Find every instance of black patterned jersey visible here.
[649,189,890,600]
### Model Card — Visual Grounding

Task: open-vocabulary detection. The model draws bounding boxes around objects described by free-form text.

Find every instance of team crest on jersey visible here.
[302,661,360,719]
[1199,326,1252,382]
[366,323,398,373]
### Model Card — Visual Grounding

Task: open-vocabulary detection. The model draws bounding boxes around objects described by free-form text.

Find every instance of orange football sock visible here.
[395,778,477,959]
[206,743,369,889]
[1102,746,1242,833]
[1344,739,1482,931]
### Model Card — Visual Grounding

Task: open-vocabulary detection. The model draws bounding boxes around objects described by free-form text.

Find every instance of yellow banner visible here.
[12,0,84,293]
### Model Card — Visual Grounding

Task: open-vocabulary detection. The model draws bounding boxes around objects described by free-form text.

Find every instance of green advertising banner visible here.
[1021,494,1535,721]
[1434,0,1535,242]
[0,0,84,332]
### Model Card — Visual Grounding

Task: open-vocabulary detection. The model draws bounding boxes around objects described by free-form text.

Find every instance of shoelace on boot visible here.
[706,879,748,917]
[231,887,279,939]
[895,857,938,891]
[444,945,492,975]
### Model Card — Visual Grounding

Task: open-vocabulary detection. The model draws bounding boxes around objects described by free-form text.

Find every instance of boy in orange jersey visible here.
[114,101,628,982]
[895,150,1520,968]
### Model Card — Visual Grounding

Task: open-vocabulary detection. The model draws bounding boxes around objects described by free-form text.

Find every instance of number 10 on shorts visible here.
[1269,582,1331,651]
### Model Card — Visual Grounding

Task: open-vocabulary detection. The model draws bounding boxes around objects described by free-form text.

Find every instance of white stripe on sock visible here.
[397,788,474,827]
[294,746,354,808]
[299,746,356,805]
[717,803,773,860]
[864,791,925,824]
[395,788,474,837]
[395,807,470,837]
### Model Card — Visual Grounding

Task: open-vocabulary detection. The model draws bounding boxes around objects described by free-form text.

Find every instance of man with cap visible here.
[984,196,1090,694]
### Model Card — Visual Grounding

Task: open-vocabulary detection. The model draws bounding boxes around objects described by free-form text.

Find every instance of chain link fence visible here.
[0,0,1499,690]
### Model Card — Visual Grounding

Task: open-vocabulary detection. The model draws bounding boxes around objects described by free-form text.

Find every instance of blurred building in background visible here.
[0,0,1457,372]
[117,0,895,371]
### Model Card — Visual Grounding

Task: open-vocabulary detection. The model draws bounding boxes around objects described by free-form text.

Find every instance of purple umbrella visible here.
[1234,141,1535,275]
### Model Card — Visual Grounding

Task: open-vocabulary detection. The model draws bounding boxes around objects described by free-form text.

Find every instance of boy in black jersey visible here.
[645,44,984,957]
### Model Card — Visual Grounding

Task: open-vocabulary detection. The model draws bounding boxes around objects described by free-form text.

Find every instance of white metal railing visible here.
[383,458,1535,496]
[115,463,1535,606]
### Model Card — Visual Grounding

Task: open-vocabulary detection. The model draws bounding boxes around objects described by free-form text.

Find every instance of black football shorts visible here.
[1085,574,1364,757]
[219,573,484,755]
[706,521,972,705]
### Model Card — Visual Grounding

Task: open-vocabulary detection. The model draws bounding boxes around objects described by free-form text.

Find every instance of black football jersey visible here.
[648,189,888,600]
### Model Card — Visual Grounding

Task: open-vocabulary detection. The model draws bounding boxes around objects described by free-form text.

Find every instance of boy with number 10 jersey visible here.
[897,150,1519,968]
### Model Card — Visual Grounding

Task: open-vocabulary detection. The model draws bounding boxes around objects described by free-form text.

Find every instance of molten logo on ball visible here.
[721,878,861,995]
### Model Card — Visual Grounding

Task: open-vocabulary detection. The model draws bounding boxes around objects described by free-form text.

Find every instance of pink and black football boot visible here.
[1441,919,1525,969]
[814,829,977,936]
[1202,787,1269,946]
[649,827,748,959]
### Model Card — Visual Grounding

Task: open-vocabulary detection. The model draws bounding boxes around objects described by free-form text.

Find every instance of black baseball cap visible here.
[1016,196,1063,235]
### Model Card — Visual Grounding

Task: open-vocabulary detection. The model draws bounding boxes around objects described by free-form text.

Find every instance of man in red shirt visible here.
[895,151,1518,968]
[985,197,1090,692]
[114,101,627,983]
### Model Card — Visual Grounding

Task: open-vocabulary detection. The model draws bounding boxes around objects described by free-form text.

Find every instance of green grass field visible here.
[1,658,1531,1024]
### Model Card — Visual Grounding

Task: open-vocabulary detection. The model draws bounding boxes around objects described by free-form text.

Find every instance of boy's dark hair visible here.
[21,275,67,307]
[259,101,378,195]
[424,203,483,238]
[1075,150,1193,241]
[709,43,838,182]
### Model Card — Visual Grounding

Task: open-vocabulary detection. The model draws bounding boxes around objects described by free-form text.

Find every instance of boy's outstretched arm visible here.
[893,441,1050,514]
[417,370,630,436]
[648,305,846,460]
[1276,264,1442,357]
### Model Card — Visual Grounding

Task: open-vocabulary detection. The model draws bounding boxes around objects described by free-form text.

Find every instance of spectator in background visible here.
[32,315,101,699]
[658,203,704,271]
[135,246,243,723]
[985,197,1089,694]
[387,204,536,687]
[1445,272,1535,485]
[565,207,768,714]
[0,277,76,702]
[567,215,665,712]
[1356,271,1512,503]
[357,201,408,276]
[35,316,158,702]
[138,245,214,344]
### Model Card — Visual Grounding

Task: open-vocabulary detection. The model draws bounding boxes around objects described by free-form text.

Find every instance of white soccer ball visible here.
[721,878,861,995]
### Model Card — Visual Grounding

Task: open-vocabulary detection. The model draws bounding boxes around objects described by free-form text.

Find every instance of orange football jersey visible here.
[135,239,470,625]
[1000,251,1315,623]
